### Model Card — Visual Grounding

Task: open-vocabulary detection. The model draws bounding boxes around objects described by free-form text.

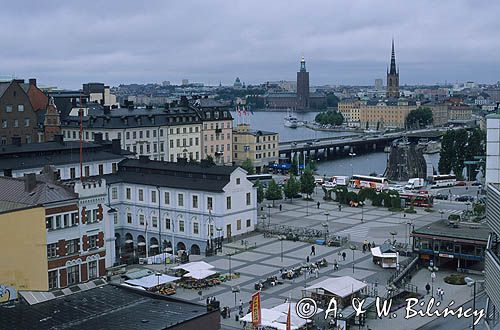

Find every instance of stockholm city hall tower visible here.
[386,39,400,98]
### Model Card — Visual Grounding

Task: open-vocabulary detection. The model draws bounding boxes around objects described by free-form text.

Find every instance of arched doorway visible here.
[124,233,134,252]
[137,235,146,257]
[190,244,201,255]
[177,242,186,251]
[150,237,159,255]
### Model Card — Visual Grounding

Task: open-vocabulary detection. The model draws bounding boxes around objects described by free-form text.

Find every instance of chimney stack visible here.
[24,173,37,192]
[94,132,103,144]
[29,78,37,87]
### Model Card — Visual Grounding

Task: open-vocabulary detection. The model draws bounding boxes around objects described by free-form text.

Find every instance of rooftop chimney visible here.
[94,132,103,144]
[42,165,58,182]
[111,139,121,154]
[139,155,149,163]
[53,134,64,144]
[24,173,37,192]
[29,78,37,87]
[11,136,21,147]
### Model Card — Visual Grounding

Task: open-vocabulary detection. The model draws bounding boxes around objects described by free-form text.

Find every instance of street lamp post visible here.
[349,152,356,177]
[279,235,285,262]
[428,266,438,298]
[324,211,330,243]
[216,227,223,253]
[227,253,232,280]
[465,277,483,330]
[350,245,356,274]
[361,203,364,222]
[267,204,272,227]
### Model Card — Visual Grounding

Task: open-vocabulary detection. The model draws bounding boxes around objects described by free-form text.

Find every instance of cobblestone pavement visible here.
[142,198,483,330]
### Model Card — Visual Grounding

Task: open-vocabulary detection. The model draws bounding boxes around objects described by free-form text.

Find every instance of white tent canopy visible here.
[183,269,217,280]
[240,303,316,330]
[305,276,367,298]
[173,261,215,272]
[371,246,398,258]
[124,274,179,289]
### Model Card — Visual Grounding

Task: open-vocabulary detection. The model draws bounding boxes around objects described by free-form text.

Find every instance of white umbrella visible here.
[173,261,215,272]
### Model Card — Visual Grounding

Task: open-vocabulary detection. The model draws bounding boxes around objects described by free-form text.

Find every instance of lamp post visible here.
[465,277,484,330]
[156,272,162,286]
[361,203,364,222]
[428,266,438,298]
[227,253,232,280]
[267,204,272,227]
[216,227,223,253]
[350,245,356,274]
[324,211,330,243]
[349,152,356,177]
[279,235,285,262]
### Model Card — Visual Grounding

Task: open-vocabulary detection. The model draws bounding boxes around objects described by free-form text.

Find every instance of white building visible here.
[105,157,257,259]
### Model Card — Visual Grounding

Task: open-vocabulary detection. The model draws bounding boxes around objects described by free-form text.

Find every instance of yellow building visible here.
[0,205,47,296]
[233,124,279,173]
[359,99,418,129]
[338,98,361,126]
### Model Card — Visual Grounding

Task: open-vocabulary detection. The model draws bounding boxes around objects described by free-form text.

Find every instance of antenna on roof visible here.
[79,92,84,180]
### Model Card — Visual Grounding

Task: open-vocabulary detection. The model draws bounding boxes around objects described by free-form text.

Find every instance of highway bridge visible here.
[278,128,445,161]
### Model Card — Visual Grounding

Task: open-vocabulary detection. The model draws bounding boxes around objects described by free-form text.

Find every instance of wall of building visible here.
[0,206,48,292]
[486,115,500,184]
[202,120,232,164]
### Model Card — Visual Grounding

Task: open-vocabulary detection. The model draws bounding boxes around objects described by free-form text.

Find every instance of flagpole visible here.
[145,220,149,259]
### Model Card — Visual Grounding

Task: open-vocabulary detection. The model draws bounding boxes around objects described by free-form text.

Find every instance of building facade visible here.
[359,99,417,129]
[232,124,279,173]
[338,98,361,127]
[105,158,257,260]
[0,171,114,291]
[386,40,400,98]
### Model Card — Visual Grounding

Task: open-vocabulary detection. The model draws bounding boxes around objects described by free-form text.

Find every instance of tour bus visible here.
[429,174,456,188]
[351,175,389,191]
[400,192,434,207]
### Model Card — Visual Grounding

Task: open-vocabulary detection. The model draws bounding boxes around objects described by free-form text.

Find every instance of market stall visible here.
[240,302,322,330]
[124,273,179,296]
[371,243,399,268]
[302,276,367,308]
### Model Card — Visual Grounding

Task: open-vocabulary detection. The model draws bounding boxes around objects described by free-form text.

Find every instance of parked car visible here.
[322,182,336,189]
[305,142,313,146]
[434,194,449,200]
[455,181,466,186]
[455,195,474,202]
[471,182,482,186]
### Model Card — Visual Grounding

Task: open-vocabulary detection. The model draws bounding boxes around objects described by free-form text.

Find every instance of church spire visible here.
[389,39,397,75]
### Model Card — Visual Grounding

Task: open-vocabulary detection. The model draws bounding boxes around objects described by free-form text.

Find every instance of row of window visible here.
[170,137,199,148]
[46,212,79,230]
[203,122,231,130]
[48,260,98,289]
[120,188,251,209]
[46,235,99,259]
[204,133,230,141]
[67,163,116,179]
[4,104,24,113]
[1,118,30,128]
[0,135,32,145]
[204,144,230,154]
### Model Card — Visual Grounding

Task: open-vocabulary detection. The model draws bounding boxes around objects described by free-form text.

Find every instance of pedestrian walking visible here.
[279,204,282,211]
[368,242,372,249]
[436,287,441,299]
[317,201,320,209]
[310,245,316,256]
[362,245,366,253]
[306,256,310,263]
[333,259,339,270]
[338,204,342,211]
[315,268,319,278]
[342,252,346,261]
[440,288,445,301]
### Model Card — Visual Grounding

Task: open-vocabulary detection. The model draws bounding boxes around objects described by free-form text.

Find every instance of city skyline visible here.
[1,1,500,89]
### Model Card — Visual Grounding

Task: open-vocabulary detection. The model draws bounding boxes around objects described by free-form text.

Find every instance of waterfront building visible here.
[195,97,233,164]
[421,101,449,126]
[105,157,257,260]
[359,98,417,129]
[0,134,132,180]
[0,168,114,292]
[483,114,500,328]
[338,98,361,127]
[232,124,279,173]
[386,39,400,98]
[448,103,474,122]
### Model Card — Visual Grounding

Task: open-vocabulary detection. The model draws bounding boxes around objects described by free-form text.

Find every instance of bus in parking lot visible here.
[351,175,389,191]
[429,174,456,188]
[400,192,434,207]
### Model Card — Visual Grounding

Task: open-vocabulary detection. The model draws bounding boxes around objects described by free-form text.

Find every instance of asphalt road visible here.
[419,293,487,330]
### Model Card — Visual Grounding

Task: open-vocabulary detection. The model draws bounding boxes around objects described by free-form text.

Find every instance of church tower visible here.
[296,56,310,108]
[386,39,400,98]
[44,97,61,142]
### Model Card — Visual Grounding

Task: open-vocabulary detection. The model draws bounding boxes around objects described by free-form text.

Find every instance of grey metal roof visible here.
[413,219,490,242]
[0,285,213,330]
[0,176,77,206]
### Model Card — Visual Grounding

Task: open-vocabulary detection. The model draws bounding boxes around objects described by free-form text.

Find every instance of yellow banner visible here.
[251,292,261,326]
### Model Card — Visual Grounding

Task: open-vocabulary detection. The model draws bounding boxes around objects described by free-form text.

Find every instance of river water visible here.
[231,110,440,177]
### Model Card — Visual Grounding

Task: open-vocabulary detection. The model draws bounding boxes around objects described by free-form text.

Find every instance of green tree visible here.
[334,186,348,204]
[452,129,468,179]
[314,111,344,126]
[464,128,486,179]
[241,159,255,174]
[255,180,265,204]
[300,167,316,198]
[358,188,376,202]
[439,130,455,174]
[322,186,333,200]
[265,179,282,206]
[405,107,433,129]
[283,176,301,202]
[291,154,299,176]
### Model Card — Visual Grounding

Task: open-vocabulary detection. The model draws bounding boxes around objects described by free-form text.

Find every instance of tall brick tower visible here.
[296,56,310,108]
[44,97,61,141]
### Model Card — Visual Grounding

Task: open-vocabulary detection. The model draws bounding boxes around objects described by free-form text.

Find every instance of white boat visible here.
[284,110,298,128]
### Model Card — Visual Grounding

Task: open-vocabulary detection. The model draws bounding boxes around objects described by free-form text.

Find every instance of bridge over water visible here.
[278,129,445,162]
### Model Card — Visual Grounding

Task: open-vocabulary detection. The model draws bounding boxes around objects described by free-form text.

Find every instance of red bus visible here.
[400,192,434,207]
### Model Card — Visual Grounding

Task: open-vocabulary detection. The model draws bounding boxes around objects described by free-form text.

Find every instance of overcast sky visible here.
[1,1,499,89]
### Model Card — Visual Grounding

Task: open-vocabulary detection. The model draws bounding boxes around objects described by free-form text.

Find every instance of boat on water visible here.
[284,110,298,128]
